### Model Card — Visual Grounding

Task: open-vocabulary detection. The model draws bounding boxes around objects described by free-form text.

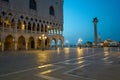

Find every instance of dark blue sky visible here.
[64,0,120,44]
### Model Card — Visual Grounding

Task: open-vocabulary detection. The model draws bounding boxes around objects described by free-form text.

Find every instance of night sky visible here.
[64,0,120,45]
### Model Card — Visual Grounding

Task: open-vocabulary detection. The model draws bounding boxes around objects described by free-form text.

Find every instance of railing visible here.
[1,28,63,36]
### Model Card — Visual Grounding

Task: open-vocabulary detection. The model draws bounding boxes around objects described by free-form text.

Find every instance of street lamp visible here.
[39,34,47,51]
[65,40,69,47]
[78,38,82,48]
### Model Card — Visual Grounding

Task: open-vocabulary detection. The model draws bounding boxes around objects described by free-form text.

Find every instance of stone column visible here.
[35,24,37,34]
[14,19,18,33]
[61,39,64,48]
[58,30,60,35]
[35,39,37,49]
[43,25,45,34]
[26,39,28,50]
[14,39,17,50]
[2,18,5,31]
[2,42,4,51]
[39,24,41,34]
[55,40,58,49]
[9,22,11,32]
[31,23,33,33]
[53,29,54,35]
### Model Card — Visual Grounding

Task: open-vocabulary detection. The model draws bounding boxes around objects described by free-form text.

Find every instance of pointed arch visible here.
[45,37,50,49]
[37,23,39,32]
[37,38,42,49]
[4,35,14,50]
[41,24,43,32]
[18,36,26,50]
[0,16,2,28]
[28,37,35,49]
[11,18,15,29]
[23,21,26,31]
[51,38,57,49]
[32,22,36,31]
[4,17,10,28]
[28,22,31,32]
[45,25,47,32]
[17,20,22,29]
[58,38,62,47]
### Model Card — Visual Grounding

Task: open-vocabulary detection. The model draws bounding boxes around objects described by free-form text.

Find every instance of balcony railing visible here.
[0,28,63,36]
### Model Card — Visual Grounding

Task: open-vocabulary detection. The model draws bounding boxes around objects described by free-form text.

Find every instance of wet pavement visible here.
[0,47,120,80]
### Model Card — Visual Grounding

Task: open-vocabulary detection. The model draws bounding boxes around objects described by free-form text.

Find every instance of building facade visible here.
[0,0,64,51]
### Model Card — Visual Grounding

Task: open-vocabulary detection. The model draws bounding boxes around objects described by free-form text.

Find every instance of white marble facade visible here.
[0,0,64,51]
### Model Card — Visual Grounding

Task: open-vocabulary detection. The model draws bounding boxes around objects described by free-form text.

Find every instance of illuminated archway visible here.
[11,18,15,30]
[58,38,62,48]
[28,37,35,49]
[37,38,42,49]
[51,38,57,49]
[45,38,50,49]
[4,17,10,29]
[17,20,22,30]
[18,36,25,50]
[4,35,14,50]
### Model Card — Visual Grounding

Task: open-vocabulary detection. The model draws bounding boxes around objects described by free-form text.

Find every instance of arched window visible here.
[29,0,37,10]
[0,16,2,27]
[2,0,9,2]
[49,6,55,16]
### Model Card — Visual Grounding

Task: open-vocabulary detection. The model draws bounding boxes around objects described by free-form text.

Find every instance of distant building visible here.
[103,39,119,47]
[0,0,64,51]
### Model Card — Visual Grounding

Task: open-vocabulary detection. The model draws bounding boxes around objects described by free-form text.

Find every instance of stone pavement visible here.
[0,47,120,80]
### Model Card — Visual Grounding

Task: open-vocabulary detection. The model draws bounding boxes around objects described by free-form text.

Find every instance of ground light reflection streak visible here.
[103,47,112,64]
[76,48,85,65]
[36,52,49,64]
[64,47,70,59]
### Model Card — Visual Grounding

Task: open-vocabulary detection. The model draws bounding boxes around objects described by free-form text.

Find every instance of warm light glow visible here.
[13,38,15,42]
[39,34,47,40]
[64,48,70,59]
[47,26,50,29]
[37,64,53,69]
[44,36,47,39]
[57,48,60,54]
[36,53,49,63]
[40,70,52,75]
[42,34,44,37]
[104,47,109,56]
[39,37,41,39]
[64,47,70,54]
[76,47,83,57]
[0,42,1,46]
[5,19,9,25]
[22,24,25,30]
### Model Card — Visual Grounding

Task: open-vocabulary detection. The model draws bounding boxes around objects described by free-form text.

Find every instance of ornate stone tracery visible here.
[0,0,64,51]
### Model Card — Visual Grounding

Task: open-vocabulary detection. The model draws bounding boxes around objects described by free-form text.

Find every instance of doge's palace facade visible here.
[0,0,64,51]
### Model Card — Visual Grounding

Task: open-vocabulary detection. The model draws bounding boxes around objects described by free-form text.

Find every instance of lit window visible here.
[29,0,37,10]
[49,6,55,16]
